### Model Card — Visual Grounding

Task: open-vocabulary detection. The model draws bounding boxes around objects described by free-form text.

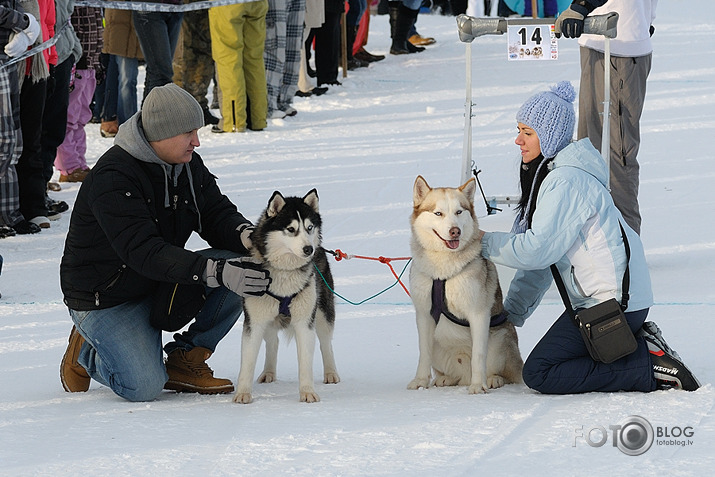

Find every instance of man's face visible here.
[150,129,200,164]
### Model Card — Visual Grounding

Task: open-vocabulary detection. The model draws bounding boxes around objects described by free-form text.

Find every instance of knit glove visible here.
[237,224,255,250]
[4,14,41,58]
[205,257,270,297]
[554,2,590,39]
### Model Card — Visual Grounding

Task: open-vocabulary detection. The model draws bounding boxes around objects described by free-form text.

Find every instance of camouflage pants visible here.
[174,1,215,110]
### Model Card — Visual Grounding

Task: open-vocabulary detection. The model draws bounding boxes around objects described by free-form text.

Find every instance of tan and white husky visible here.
[407,176,523,394]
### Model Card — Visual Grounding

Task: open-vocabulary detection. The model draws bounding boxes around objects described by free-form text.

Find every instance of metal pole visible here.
[601,36,611,188]
[462,42,473,184]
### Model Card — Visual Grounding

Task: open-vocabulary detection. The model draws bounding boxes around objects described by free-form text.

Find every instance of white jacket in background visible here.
[579,0,658,57]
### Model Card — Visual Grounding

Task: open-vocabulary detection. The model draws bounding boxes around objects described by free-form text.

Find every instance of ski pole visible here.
[602,34,611,189]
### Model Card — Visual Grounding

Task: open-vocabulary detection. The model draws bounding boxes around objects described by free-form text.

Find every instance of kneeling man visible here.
[59,84,270,401]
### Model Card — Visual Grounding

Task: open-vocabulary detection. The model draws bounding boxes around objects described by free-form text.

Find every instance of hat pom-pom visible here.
[551,81,576,104]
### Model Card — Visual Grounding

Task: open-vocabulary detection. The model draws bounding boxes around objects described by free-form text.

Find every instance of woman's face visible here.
[515,123,541,163]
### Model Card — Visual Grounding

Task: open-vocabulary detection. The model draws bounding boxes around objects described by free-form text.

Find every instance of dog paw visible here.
[487,375,505,389]
[232,392,253,404]
[468,382,489,394]
[300,389,320,403]
[323,372,340,384]
[433,376,449,387]
[258,372,276,383]
[407,377,430,390]
[433,375,459,387]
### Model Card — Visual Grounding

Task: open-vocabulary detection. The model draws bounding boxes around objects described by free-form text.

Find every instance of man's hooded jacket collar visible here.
[114,112,202,230]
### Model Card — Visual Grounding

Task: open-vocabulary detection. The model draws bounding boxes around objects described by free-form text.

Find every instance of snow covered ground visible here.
[1,1,713,475]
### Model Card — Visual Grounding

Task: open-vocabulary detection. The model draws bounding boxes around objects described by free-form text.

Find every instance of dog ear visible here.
[267,191,286,218]
[303,189,319,213]
[413,176,431,206]
[459,178,477,205]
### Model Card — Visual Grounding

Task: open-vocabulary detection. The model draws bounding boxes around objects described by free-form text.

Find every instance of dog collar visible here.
[430,279,507,328]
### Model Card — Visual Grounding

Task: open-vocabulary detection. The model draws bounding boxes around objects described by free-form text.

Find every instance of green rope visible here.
[313,259,412,306]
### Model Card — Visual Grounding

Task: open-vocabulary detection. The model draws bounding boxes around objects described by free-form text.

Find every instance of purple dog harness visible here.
[430,279,508,328]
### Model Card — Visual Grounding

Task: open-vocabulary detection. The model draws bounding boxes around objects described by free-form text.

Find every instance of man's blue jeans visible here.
[132,10,183,102]
[95,55,140,124]
[69,250,243,402]
[115,55,140,124]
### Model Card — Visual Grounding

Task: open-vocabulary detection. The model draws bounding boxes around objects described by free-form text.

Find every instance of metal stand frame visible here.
[455,13,619,212]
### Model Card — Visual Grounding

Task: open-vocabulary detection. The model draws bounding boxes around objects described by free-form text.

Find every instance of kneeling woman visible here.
[480,81,699,394]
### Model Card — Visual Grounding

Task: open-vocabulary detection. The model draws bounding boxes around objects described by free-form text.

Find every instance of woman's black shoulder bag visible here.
[550,222,638,363]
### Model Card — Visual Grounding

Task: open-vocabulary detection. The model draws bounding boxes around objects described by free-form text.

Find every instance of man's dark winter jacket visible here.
[61,113,251,310]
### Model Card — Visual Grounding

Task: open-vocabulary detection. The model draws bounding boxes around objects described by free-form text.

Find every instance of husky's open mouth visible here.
[433,230,459,250]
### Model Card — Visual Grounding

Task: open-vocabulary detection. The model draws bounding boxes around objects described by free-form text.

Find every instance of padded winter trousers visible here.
[55,69,95,175]
[522,308,656,394]
[264,0,306,114]
[209,0,268,131]
[0,63,22,227]
[577,47,652,235]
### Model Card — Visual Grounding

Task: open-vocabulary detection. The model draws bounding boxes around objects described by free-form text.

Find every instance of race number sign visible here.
[507,24,558,61]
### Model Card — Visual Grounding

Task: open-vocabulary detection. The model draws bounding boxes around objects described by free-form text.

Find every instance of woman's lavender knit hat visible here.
[516,81,576,159]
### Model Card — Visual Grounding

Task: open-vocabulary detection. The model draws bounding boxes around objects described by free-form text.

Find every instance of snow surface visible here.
[1,1,714,475]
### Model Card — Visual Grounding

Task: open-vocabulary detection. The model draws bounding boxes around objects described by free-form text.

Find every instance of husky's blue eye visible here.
[456,210,463,215]
[306,225,314,232]
[434,212,442,216]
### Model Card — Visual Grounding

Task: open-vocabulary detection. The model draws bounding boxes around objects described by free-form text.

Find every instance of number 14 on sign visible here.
[507,24,558,61]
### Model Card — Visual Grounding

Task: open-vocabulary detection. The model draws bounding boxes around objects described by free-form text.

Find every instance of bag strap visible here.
[550,221,631,322]
[550,264,577,322]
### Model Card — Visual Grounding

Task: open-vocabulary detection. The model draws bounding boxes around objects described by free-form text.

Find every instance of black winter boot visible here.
[391,4,423,55]
[388,2,400,45]
[346,26,368,70]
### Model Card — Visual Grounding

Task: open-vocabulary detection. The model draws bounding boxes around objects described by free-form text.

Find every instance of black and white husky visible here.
[233,189,339,404]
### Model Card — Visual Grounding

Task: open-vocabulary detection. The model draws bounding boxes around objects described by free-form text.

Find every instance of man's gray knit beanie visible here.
[142,83,204,142]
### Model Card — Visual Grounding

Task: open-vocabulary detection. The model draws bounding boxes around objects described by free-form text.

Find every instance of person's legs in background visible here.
[115,55,139,125]
[132,11,184,103]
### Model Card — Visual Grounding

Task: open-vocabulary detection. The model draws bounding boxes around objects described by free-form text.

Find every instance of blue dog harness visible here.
[430,279,508,328]
[265,271,315,318]
[267,291,297,317]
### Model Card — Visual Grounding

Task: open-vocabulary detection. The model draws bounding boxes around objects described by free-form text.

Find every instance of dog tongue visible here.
[446,240,459,249]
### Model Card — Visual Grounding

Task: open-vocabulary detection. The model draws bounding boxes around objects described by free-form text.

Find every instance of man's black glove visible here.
[94,60,106,86]
[205,257,270,297]
[554,2,591,39]
[237,223,255,250]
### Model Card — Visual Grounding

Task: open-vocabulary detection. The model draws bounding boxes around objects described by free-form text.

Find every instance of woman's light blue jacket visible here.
[482,139,653,326]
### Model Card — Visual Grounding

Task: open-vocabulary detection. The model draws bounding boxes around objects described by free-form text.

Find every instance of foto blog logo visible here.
[573,415,695,456]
